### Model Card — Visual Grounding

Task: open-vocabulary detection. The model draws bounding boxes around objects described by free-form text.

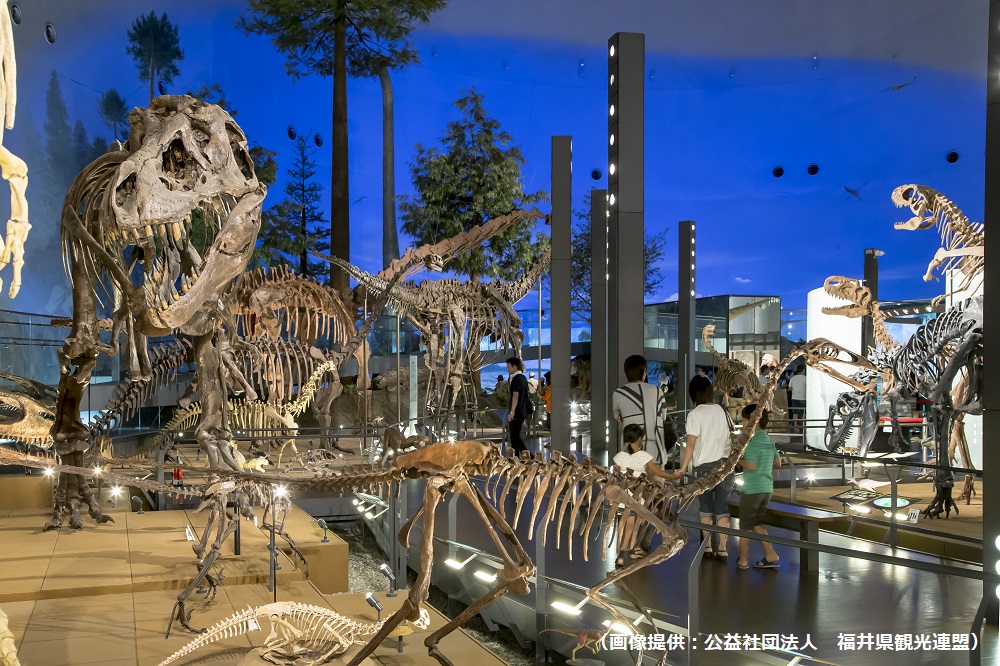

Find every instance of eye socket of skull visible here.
[225,122,254,182]
[902,187,915,202]
[161,136,198,192]
[115,172,138,209]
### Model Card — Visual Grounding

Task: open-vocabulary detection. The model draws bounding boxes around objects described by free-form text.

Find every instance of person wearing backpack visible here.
[507,356,532,457]
[612,355,670,463]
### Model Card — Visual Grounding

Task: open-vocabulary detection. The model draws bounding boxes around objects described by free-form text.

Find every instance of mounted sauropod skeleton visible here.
[49,95,265,529]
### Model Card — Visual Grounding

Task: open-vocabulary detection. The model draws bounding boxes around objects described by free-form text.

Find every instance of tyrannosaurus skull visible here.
[109,96,264,335]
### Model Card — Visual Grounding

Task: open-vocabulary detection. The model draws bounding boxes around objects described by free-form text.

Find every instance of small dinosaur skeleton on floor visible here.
[538,628,608,663]
[157,602,430,666]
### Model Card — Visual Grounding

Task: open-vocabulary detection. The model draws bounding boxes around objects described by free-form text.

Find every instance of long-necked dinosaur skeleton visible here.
[0,2,28,300]
[158,603,430,666]
[328,244,552,421]
[892,184,984,304]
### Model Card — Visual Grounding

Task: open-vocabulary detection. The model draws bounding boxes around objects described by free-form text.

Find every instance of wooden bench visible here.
[728,494,845,573]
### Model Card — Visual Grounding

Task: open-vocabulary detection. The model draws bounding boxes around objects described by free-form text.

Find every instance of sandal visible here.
[713,550,728,560]
[753,558,779,569]
[737,560,749,570]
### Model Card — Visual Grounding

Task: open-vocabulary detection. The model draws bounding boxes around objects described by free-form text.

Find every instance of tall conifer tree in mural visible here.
[238,0,447,289]
[126,11,184,104]
[43,71,73,195]
[97,89,128,142]
[253,136,330,278]
[400,88,548,281]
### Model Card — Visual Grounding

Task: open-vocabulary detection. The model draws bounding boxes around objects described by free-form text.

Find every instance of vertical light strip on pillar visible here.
[607,31,645,400]
[678,221,696,413]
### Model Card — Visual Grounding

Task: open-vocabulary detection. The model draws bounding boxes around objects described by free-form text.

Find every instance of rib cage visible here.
[230,265,355,345]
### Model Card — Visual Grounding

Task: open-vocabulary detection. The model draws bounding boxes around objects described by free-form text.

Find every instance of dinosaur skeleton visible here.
[820,276,893,456]
[892,184,984,304]
[157,247,417,635]
[702,324,761,402]
[50,95,265,531]
[0,2,28,300]
[155,339,866,666]
[538,628,608,663]
[328,244,551,421]
[0,607,20,666]
[0,370,56,447]
[886,297,982,518]
[158,603,430,666]
[89,339,193,435]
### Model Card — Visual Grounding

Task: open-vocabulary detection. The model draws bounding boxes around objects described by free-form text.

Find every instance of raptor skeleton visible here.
[892,184,984,305]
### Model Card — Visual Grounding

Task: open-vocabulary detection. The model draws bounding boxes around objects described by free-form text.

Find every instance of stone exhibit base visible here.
[0,505,508,665]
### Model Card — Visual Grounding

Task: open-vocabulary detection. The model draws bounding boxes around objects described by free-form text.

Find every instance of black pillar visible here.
[678,222,697,413]
[862,248,882,354]
[590,189,609,456]
[550,136,572,454]
[607,32,645,453]
[983,0,1000,624]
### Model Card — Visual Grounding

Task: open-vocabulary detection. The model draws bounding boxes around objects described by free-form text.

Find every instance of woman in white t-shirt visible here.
[612,423,674,567]
[667,375,736,559]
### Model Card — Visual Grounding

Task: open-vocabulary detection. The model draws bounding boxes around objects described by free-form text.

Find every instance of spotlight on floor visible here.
[317,518,330,543]
[379,563,397,597]
[365,592,383,621]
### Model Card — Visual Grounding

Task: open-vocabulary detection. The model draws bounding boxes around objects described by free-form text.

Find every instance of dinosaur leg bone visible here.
[347,477,448,666]
[0,144,28,298]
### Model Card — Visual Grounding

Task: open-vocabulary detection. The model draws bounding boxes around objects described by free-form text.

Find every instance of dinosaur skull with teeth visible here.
[109,96,263,335]
[49,96,265,530]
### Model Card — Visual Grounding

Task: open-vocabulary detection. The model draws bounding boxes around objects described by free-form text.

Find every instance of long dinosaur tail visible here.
[156,605,264,666]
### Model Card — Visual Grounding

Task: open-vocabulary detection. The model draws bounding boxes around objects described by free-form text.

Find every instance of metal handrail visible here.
[683,518,990,666]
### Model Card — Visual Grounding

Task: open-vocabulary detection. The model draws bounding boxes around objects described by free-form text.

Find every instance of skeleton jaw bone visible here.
[801,338,875,392]
[821,275,871,318]
[891,184,936,230]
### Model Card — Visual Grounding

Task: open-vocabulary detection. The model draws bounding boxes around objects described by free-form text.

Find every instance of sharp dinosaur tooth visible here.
[171,291,180,302]
[160,299,169,310]
[172,222,182,241]
[145,225,154,239]
[158,223,167,238]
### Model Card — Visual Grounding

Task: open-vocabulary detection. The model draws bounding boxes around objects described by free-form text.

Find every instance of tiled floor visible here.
[0,505,506,665]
